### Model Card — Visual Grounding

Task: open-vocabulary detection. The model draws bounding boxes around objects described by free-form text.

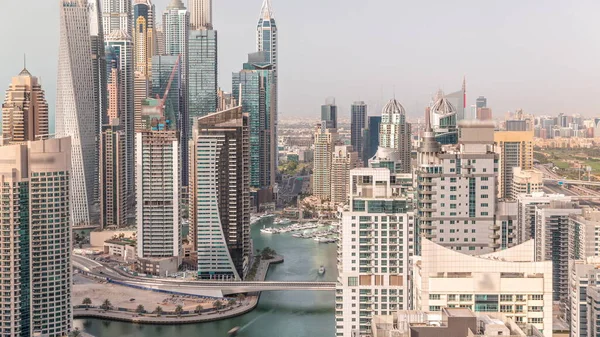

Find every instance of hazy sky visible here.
[1,0,599,125]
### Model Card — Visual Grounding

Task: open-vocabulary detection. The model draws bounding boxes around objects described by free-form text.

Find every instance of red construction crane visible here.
[156,54,181,117]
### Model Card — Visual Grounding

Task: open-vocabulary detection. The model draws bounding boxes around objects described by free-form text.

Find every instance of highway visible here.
[73,254,336,296]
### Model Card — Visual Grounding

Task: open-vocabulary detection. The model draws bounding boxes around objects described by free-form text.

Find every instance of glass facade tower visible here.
[188,29,218,119]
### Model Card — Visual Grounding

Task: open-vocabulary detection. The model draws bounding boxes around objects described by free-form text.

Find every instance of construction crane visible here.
[155,54,181,124]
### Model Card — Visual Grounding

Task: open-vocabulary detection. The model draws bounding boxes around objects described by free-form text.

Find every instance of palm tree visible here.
[213,300,223,311]
[228,298,236,307]
[195,304,203,314]
[82,298,92,307]
[154,306,164,316]
[69,328,82,337]
[135,305,145,314]
[174,305,183,317]
[100,299,112,311]
[237,294,246,304]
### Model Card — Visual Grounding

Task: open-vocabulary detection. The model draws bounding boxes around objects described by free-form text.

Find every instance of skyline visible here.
[1,0,600,132]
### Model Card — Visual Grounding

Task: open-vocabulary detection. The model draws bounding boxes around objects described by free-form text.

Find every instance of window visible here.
[481,186,489,190]
[481,212,489,216]
[529,295,543,300]
[450,178,457,183]
[450,186,457,191]
[481,177,489,181]
[429,294,441,300]
[348,277,358,286]
[450,204,457,209]
[450,195,457,200]
[429,306,441,311]
[459,294,472,301]
[481,203,489,207]
[500,305,513,313]
[448,295,457,301]
[481,195,489,199]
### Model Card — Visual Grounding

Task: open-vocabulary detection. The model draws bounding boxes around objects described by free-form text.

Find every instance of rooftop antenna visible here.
[23,54,26,69]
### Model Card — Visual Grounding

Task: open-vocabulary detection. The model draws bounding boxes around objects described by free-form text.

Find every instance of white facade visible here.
[413,239,553,336]
[569,209,600,259]
[135,131,180,259]
[313,124,336,200]
[418,122,498,253]
[189,0,212,29]
[331,145,358,205]
[101,0,132,35]
[516,192,571,244]
[378,99,411,173]
[569,258,600,337]
[57,0,97,226]
[336,168,415,337]
[511,168,543,200]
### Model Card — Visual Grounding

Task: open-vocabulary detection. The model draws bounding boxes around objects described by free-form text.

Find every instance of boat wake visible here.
[237,309,274,333]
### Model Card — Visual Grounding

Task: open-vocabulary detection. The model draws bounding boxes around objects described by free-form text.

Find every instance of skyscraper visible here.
[188,29,218,119]
[257,0,277,77]
[101,0,132,35]
[100,122,127,229]
[190,106,250,280]
[321,98,338,129]
[135,130,181,260]
[189,0,212,30]
[350,101,367,161]
[232,52,276,190]
[364,116,381,162]
[330,145,358,205]
[429,89,458,144]
[133,0,155,77]
[379,98,412,173]
[312,123,336,201]
[163,0,189,186]
[105,30,134,196]
[336,166,415,336]
[89,0,108,141]
[57,0,98,226]
[2,67,49,143]
[476,95,487,108]
[494,130,534,200]
[0,138,72,337]
[417,121,499,254]
[445,77,466,122]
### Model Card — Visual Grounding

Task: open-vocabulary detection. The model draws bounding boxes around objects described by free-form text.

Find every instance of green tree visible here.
[136,305,145,314]
[195,304,203,314]
[228,298,236,307]
[175,305,183,317]
[154,306,164,316]
[100,299,112,311]
[82,298,92,306]
[213,300,223,311]
[237,294,246,303]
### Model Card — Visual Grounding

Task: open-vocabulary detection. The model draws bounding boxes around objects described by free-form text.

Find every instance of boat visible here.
[228,327,240,336]
[318,265,325,275]
[292,233,303,238]
[260,228,275,234]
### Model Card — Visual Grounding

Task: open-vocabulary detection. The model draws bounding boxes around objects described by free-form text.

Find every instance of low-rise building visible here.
[103,239,136,261]
[413,239,552,336]
[511,168,543,200]
[136,256,180,277]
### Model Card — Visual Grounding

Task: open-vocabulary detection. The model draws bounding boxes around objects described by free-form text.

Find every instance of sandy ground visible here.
[73,274,218,312]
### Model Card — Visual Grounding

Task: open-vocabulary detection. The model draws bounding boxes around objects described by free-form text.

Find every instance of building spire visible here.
[260,0,274,19]
[462,75,466,109]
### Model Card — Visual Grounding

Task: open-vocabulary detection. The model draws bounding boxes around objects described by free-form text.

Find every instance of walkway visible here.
[73,255,290,324]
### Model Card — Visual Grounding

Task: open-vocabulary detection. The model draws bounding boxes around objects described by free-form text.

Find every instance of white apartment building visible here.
[569,257,600,337]
[136,130,181,261]
[516,192,571,244]
[569,208,600,259]
[417,121,498,254]
[511,168,543,200]
[336,167,415,337]
[534,200,582,302]
[413,239,553,336]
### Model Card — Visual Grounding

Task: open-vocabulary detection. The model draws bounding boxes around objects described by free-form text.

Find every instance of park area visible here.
[534,147,600,180]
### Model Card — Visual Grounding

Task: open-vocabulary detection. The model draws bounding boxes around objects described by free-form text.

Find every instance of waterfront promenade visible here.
[73,255,284,325]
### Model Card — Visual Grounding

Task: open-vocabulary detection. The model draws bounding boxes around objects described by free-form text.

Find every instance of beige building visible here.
[2,68,49,143]
[0,138,72,336]
[312,123,337,200]
[100,122,127,229]
[511,167,543,200]
[413,239,553,336]
[494,130,534,200]
[330,145,358,205]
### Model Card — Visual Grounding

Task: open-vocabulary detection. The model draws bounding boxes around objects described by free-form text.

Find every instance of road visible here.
[73,254,336,296]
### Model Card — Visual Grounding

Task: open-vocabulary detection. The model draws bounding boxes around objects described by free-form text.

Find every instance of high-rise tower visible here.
[191,106,251,280]
[189,0,212,30]
[232,52,276,190]
[133,0,155,76]
[57,0,97,226]
[350,101,367,161]
[0,138,72,337]
[163,0,189,186]
[101,0,132,35]
[105,30,134,197]
[321,98,338,129]
[188,29,218,120]
[379,98,412,173]
[2,67,49,143]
